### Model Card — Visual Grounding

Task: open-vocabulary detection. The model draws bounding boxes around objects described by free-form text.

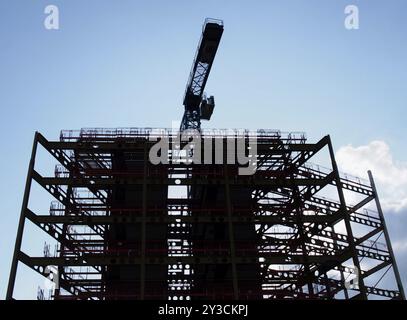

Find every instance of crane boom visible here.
[181,19,224,131]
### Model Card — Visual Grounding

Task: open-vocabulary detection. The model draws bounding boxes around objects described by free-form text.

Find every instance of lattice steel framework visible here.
[6,128,405,300]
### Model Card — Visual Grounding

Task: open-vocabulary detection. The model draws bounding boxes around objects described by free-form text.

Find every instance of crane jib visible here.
[181,19,223,131]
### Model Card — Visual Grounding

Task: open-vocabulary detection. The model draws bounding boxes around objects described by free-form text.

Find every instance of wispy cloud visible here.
[393,238,407,253]
[336,140,407,212]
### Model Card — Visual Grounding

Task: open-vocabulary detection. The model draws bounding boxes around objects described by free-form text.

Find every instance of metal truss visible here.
[6,128,405,300]
[181,19,223,131]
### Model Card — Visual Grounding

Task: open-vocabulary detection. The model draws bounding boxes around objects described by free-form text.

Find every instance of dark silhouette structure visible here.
[6,128,405,300]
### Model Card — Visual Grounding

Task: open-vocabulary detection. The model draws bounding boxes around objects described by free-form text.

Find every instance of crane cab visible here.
[200,95,215,120]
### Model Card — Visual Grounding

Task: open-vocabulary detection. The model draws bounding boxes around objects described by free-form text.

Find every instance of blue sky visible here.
[1,0,406,299]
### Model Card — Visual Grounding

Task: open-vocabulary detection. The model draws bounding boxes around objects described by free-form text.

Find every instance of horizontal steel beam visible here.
[19,252,348,266]
[28,212,340,225]
[33,171,335,187]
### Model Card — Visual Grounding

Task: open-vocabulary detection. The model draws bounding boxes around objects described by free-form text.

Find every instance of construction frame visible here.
[6,128,405,300]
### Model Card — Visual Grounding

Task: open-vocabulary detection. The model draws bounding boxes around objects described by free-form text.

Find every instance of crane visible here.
[180,18,224,131]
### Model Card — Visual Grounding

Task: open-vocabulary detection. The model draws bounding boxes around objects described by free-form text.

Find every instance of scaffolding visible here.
[6,128,405,300]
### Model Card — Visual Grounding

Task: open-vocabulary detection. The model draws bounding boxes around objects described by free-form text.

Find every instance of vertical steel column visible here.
[293,189,314,297]
[224,164,239,299]
[368,170,405,300]
[327,137,367,299]
[332,223,349,299]
[340,269,349,299]
[6,132,39,300]
[140,141,148,299]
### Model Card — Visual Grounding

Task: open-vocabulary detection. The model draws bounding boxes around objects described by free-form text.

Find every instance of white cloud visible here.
[393,239,407,253]
[336,140,407,212]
